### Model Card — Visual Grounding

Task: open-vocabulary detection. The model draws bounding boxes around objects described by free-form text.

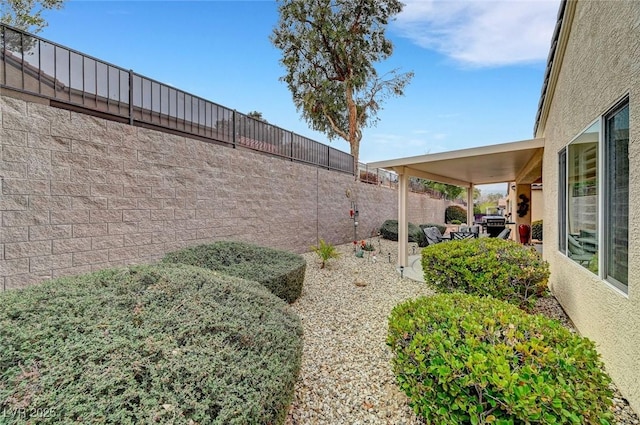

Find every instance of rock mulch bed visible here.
[286,239,638,424]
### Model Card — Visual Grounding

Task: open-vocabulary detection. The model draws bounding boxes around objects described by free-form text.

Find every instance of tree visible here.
[1,0,65,32]
[271,0,413,169]
[247,111,267,122]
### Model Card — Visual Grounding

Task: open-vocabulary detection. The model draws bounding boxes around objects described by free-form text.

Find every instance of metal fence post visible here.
[232,110,236,148]
[290,131,294,161]
[128,70,134,125]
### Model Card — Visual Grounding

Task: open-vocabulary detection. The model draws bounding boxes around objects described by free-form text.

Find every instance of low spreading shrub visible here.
[0,264,303,425]
[379,220,427,247]
[445,205,467,223]
[163,241,305,303]
[532,219,543,241]
[421,238,549,309]
[388,293,614,425]
[419,223,447,235]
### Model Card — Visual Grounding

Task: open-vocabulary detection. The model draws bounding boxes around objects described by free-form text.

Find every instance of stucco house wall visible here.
[540,0,640,411]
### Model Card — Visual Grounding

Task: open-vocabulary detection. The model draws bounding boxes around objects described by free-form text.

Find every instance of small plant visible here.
[361,240,375,251]
[388,293,614,425]
[421,238,549,310]
[532,219,543,241]
[311,239,340,268]
[450,219,462,225]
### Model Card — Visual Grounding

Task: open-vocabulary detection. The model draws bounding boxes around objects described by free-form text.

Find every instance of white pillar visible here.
[398,168,408,267]
[467,184,474,225]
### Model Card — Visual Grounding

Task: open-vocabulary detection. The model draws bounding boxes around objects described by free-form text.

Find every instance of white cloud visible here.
[395,0,561,67]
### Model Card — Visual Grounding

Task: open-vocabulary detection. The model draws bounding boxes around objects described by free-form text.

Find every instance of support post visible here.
[467,183,474,226]
[398,168,408,268]
[515,183,532,242]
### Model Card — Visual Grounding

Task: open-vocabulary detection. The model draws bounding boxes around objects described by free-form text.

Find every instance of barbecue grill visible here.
[483,215,506,237]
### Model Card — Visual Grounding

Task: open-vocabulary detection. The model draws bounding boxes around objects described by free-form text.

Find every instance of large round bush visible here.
[419,223,446,235]
[445,205,467,223]
[163,241,306,303]
[387,294,613,424]
[421,238,549,309]
[0,265,302,425]
[379,219,427,247]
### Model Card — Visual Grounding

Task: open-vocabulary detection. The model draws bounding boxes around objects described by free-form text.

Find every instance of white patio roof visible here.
[367,138,545,187]
[367,137,545,269]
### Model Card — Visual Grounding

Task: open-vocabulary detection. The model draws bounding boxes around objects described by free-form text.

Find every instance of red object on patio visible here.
[518,224,531,244]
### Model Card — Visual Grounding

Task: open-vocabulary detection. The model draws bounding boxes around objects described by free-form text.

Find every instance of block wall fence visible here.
[0,90,454,290]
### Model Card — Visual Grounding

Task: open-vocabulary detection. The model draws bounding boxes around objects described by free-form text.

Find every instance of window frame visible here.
[602,97,630,292]
[558,95,630,295]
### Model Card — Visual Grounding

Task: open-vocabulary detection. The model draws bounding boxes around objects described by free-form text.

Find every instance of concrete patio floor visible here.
[397,254,424,282]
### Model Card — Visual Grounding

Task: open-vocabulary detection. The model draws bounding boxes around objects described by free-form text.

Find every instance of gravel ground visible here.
[286,239,639,425]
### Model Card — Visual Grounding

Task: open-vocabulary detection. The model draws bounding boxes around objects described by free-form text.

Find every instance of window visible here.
[559,97,629,292]
[566,121,600,271]
[558,148,567,253]
[604,101,629,290]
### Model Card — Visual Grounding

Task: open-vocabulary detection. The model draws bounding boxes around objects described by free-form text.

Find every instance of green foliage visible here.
[421,180,465,200]
[360,240,376,251]
[379,219,427,247]
[0,264,302,425]
[311,239,340,268]
[451,219,462,225]
[421,238,550,309]
[388,294,614,425]
[445,205,467,223]
[271,0,413,164]
[163,241,306,303]
[1,0,65,32]
[420,223,447,235]
[532,219,543,241]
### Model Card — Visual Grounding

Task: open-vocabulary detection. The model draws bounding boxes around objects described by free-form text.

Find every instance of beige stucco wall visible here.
[0,90,451,290]
[530,188,543,223]
[540,0,640,411]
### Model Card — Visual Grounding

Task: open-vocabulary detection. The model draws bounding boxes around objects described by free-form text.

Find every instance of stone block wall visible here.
[0,91,449,290]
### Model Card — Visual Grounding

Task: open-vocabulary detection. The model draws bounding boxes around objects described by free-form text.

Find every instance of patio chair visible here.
[450,231,477,240]
[496,228,511,239]
[568,235,594,266]
[423,226,448,246]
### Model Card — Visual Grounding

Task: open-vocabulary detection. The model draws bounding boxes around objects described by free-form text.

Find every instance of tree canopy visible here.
[1,0,64,32]
[271,0,413,168]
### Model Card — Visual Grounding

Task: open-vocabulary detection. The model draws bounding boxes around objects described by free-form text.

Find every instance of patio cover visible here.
[367,138,544,267]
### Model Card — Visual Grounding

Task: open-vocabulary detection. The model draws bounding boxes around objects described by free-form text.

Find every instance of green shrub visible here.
[379,220,427,247]
[532,219,543,241]
[0,264,303,425]
[451,219,462,225]
[445,205,467,223]
[163,241,305,303]
[387,293,613,425]
[421,238,549,309]
[419,223,447,235]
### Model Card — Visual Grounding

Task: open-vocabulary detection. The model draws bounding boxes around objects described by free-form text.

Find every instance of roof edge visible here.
[533,0,577,137]
[367,138,544,169]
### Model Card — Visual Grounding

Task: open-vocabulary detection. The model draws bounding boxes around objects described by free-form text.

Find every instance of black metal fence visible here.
[0,24,354,174]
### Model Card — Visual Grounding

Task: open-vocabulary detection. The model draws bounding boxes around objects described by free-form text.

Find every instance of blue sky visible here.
[38,0,561,194]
